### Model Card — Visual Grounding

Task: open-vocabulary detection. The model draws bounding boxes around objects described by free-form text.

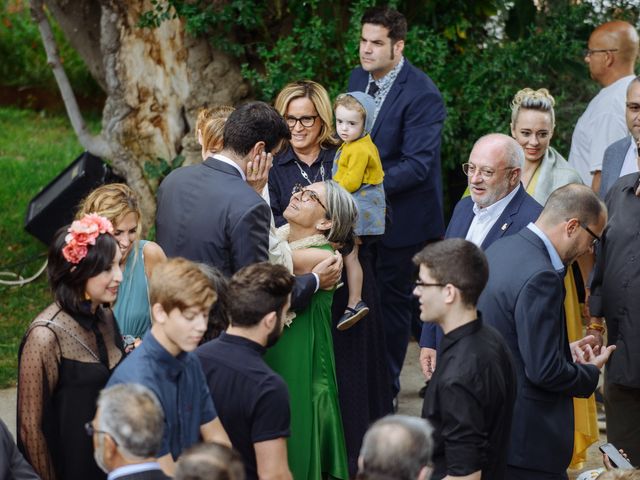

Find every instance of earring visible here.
[84,291,91,301]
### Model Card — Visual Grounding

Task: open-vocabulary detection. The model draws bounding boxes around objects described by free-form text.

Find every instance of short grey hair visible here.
[174,443,245,480]
[540,183,606,227]
[323,180,358,244]
[358,415,434,480]
[474,133,524,169]
[627,75,640,93]
[97,384,164,459]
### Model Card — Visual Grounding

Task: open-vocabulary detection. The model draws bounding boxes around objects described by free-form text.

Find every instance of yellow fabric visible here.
[525,162,542,193]
[525,177,598,469]
[334,134,384,193]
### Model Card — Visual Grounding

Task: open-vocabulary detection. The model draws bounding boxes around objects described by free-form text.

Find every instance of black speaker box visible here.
[24,152,124,245]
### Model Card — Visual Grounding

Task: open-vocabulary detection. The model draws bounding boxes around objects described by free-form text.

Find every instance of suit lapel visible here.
[446,199,475,239]
[371,61,409,139]
[481,187,525,249]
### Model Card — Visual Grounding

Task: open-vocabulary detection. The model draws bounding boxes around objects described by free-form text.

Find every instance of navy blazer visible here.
[419,186,542,348]
[479,228,599,475]
[156,157,316,310]
[348,60,446,247]
[600,136,632,199]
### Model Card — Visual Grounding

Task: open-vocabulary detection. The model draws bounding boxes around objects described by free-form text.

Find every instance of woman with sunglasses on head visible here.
[265,180,357,480]
[510,87,598,469]
[17,214,125,480]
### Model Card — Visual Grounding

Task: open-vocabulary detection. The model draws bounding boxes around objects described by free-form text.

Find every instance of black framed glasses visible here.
[579,222,601,248]
[583,48,618,57]
[292,184,327,211]
[462,162,516,179]
[84,422,117,444]
[415,280,446,288]
[285,115,319,129]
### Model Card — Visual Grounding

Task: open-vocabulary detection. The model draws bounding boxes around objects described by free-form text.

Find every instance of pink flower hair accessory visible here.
[62,213,114,264]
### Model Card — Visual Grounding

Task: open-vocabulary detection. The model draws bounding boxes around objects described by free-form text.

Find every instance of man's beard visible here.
[93,435,109,474]
[266,313,284,348]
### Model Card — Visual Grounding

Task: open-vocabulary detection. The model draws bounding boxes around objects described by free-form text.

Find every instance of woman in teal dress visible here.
[77,183,166,343]
[265,180,357,480]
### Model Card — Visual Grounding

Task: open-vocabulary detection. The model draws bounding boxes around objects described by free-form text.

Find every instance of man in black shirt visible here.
[413,239,516,480]
[197,263,294,480]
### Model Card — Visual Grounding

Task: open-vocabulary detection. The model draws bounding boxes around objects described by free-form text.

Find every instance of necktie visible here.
[367,81,380,98]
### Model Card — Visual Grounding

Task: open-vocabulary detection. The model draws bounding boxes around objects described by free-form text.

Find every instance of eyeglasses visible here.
[579,222,601,249]
[292,184,327,211]
[462,163,516,179]
[415,280,446,289]
[84,422,117,445]
[583,48,618,57]
[285,115,319,129]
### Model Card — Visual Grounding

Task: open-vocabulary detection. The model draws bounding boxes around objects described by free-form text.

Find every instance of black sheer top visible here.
[17,303,124,480]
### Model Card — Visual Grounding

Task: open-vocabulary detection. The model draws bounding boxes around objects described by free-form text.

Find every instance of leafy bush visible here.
[0,0,99,96]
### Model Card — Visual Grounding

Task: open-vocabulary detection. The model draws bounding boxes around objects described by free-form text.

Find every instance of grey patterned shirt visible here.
[367,56,405,125]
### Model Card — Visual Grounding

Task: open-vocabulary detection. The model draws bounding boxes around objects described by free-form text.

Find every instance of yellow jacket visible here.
[333,134,384,193]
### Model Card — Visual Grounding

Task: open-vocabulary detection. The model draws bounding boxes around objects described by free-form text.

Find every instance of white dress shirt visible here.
[466,185,521,247]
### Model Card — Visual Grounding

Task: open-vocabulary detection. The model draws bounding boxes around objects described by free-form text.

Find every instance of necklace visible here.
[293,158,325,187]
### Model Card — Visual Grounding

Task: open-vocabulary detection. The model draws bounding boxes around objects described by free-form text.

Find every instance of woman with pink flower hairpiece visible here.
[17,214,125,480]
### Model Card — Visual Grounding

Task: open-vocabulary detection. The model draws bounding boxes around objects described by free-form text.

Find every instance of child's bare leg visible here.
[345,243,363,308]
[337,239,369,330]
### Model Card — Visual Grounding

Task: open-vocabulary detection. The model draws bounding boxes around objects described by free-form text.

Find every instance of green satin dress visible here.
[264,246,349,480]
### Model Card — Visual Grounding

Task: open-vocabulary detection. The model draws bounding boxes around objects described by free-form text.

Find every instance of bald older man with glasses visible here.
[418,133,542,383]
[569,21,639,192]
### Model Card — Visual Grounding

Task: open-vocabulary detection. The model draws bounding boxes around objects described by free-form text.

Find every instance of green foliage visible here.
[0,0,100,96]
[0,107,97,387]
[144,154,185,192]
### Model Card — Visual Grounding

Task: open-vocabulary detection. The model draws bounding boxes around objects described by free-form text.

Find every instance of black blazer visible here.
[0,419,40,480]
[156,157,315,310]
[478,228,599,475]
[348,60,446,247]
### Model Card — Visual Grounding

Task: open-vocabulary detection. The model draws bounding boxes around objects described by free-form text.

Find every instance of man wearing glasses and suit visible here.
[419,133,542,379]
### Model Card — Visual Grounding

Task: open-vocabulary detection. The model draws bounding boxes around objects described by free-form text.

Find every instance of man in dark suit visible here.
[419,134,542,378]
[600,76,640,198]
[347,6,446,397]
[0,418,39,480]
[90,384,170,479]
[478,184,615,479]
[156,102,340,310]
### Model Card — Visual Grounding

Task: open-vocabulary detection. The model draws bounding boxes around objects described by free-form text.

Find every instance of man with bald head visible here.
[418,133,542,380]
[569,21,639,192]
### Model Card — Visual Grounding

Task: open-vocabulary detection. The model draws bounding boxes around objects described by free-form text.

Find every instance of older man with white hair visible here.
[87,384,169,480]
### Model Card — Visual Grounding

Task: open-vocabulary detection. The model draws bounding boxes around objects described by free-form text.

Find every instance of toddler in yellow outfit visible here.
[333,92,386,330]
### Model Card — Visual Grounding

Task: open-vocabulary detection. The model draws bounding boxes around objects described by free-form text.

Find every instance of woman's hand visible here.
[313,252,344,290]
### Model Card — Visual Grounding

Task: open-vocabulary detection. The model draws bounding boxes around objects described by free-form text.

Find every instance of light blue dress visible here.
[113,240,151,338]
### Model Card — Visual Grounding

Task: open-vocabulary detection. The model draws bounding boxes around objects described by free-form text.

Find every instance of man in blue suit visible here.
[419,134,542,378]
[479,184,615,479]
[600,76,640,198]
[347,6,446,397]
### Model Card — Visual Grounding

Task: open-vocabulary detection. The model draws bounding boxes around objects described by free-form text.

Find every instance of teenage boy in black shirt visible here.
[197,262,294,480]
[413,239,516,480]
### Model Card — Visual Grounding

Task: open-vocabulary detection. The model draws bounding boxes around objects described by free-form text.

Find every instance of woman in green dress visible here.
[265,180,357,480]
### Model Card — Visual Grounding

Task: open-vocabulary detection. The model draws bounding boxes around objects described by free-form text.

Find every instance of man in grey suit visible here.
[89,384,170,480]
[156,102,340,310]
[478,184,616,479]
[600,76,640,198]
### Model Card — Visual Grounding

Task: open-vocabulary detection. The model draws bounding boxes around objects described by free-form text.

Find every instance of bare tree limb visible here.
[30,0,112,158]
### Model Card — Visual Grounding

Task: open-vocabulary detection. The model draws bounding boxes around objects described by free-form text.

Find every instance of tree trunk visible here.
[40,0,250,232]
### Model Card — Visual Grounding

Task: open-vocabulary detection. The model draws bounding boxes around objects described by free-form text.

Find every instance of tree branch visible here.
[30,0,112,158]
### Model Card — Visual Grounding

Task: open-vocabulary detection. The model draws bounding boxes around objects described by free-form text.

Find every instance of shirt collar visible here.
[143,331,189,379]
[527,223,565,273]
[108,462,163,480]
[439,316,482,354]
[219,331,266,355]
[472,184,521,217]
[276,145,332,166]
[368,56,405,89]
[213,153,246,180]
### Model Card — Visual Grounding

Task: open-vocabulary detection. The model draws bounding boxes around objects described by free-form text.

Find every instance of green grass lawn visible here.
[0,106,96,387]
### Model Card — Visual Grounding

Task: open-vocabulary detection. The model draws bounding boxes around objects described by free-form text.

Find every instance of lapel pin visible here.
[501,223,509,231]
